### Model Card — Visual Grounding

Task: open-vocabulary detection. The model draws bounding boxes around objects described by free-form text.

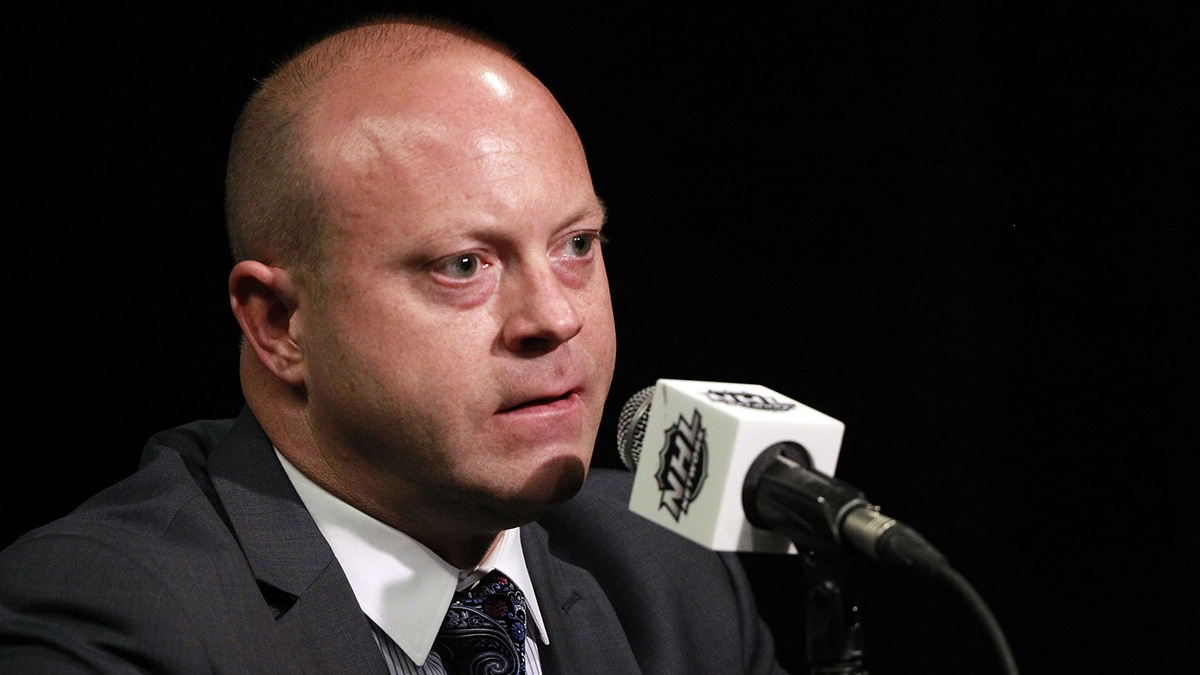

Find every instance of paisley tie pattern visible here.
[433,569,528,675]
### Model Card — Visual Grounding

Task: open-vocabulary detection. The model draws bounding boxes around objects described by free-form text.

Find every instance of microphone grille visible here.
[616,385,655,471]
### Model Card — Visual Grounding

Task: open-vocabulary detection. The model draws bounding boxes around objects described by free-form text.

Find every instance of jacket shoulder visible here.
[534,467,789,674]
[0,417,294,672]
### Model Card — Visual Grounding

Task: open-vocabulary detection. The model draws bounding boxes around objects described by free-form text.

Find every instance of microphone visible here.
[618,379,947,574]
[618,381,1020,674]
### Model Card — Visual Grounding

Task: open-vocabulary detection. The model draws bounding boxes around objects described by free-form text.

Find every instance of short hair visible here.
[224,15,515,277]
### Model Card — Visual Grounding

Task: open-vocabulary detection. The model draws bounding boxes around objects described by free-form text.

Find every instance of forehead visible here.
[316,50,582,168]
[301,49,595,240]
[310,49,568,146]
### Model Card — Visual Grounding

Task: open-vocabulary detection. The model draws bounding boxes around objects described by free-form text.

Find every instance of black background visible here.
[8,2,1196,673]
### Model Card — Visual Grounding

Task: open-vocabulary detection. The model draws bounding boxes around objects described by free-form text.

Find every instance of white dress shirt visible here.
[276,451,548,673]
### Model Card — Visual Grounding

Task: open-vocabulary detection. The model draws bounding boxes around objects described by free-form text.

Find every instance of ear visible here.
[229,260,307,387]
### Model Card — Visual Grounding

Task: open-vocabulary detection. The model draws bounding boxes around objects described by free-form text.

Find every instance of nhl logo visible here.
[655,408,709,521]
[706,389,796,412]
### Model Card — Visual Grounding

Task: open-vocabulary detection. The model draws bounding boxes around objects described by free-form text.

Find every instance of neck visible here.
[240,349,507,570]
[433,531,504,570]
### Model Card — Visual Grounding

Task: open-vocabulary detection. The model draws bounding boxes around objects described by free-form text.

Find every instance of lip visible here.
[489,387,588,446]
[497,389,581,415]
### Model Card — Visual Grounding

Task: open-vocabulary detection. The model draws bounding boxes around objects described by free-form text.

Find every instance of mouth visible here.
[498,390,579,414]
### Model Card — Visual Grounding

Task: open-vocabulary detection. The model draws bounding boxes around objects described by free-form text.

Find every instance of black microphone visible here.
[619,380,1020,674]
[617,380,947,575]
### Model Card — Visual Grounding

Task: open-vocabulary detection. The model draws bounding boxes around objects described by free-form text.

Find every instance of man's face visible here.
[294,53,616,533]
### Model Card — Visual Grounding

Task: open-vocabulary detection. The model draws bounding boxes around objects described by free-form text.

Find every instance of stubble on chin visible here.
[460,452,590,531]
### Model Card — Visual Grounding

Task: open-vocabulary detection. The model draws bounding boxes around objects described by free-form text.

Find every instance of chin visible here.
[532,454,589,504]
[490,454,589,526]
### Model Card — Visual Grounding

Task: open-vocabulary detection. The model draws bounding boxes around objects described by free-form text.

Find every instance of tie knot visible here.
[435,569,528,675]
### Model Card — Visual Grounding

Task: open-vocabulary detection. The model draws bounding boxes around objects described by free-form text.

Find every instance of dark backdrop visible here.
[9,3,1196,673]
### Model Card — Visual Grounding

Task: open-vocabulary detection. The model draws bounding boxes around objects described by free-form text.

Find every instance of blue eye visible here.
[569,235,593,256]
[438,254,482,278]
[563,233,603,258]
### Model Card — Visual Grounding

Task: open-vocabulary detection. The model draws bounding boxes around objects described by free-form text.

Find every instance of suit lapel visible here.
[208,409,389,674]
[520,521,643,675]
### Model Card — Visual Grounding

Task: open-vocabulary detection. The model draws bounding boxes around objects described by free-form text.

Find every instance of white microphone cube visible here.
[627,379,845,553]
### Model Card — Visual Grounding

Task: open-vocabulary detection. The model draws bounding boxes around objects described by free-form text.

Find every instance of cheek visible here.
[366,309,503,423]
[584,272,617,360]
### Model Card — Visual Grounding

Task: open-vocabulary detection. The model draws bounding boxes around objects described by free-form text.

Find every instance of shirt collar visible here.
[275,450,549,666]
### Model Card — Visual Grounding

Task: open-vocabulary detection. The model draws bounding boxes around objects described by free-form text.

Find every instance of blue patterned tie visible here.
[433,569,528,675]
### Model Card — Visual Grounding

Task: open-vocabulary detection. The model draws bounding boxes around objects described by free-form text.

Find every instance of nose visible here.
[501,262,583,354]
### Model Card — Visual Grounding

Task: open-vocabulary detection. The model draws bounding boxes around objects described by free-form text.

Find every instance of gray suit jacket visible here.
[0,409,788,674]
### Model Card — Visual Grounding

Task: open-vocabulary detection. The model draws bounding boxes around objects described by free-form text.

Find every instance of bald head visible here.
[224,17,531,276]
[225,17,612,561]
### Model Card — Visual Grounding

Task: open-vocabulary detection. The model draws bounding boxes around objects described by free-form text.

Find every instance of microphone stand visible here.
[743,442,870,674]
[745,442,1020,675]
[798,547,869,675]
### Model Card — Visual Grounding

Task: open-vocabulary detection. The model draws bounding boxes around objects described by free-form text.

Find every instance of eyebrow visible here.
[548,198,607,238]
[580,198,608,230]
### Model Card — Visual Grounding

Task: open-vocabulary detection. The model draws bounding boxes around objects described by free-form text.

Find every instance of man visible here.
[0,16,788,674]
